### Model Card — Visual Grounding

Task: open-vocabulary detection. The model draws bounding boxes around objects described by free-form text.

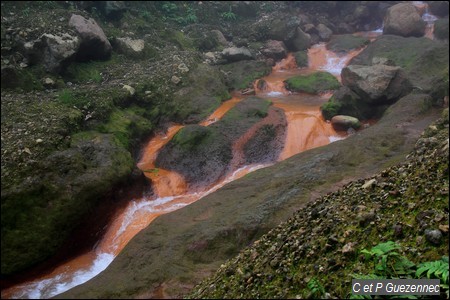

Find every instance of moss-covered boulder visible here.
[341,64,412,105]
[349,35,449,101]
[155,97,286,189]
[284,71,340,94]
[434,18,449,41]
[1,133,133,275]
[321,86,387,121]
[172,63,231,124]
[219,60,272,91]
[326,34,370,52]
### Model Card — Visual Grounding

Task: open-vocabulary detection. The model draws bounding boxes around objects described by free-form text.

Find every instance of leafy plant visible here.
[221,6,237,21]
[162,2,178,18]
[361,241,415,277]
[351,242,449,299]
[307,277,325,298]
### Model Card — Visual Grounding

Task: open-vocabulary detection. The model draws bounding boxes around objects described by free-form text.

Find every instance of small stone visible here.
[36,139,43,144]
[23,147,31,155]
[393,224,403,237]
[122,84,135,96]
[438,224,448,233]
[362,179,377,189]
[19,62,28,68]
[424,229,442,245]
[342,242,356,254]
[171,75,181,85]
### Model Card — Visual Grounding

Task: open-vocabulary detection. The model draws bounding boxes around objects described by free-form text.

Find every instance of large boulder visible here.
[261,40,287,60]
[316,23,333,41]
[172,64,230,124]
[156,97,287,189]
[341,64,412,104]
[219,60,272,90]
[349,35,449,100]
[285,27,311,52]
[321,86,384,121]
[19,33,80,73]
[221,47,253,62]
[383,3,426,37]
[69,14,112,61]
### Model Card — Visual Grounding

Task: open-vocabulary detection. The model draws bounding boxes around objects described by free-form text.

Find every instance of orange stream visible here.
[3,40,364,299]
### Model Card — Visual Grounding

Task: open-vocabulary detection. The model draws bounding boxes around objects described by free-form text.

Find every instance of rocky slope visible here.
[189,109,449,299]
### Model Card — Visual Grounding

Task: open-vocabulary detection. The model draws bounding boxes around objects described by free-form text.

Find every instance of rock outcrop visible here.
[383,3,426,37]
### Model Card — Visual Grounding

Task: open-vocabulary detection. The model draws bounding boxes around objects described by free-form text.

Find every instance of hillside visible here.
[189,109,449,299]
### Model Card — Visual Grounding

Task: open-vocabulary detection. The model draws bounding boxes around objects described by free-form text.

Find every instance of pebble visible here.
[424,229,442,245]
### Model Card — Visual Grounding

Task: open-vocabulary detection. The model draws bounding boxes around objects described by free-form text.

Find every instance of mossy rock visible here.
[156,97,274,188]
[349,35,449,99]
[326,34,370,52]
[321,100,342,120]
[1,133,133,275]
[219,60,272,90]
[293,51,308,68]
[322,86,388,121]
[434,18,449,41]
[173,63,230,124]
[284,71,340,94]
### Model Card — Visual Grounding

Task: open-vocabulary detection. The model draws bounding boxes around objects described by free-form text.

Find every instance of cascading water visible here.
[2,37,370,300]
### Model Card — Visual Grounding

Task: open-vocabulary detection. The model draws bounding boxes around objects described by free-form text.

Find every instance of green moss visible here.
[172,125,213,150]
[97,106,154,149]
[220,60,272,90]
[293,51,308,68]
[162,29,194,50]
[284,71,340,94]
[327,34,370,52]
[321,100,342,120]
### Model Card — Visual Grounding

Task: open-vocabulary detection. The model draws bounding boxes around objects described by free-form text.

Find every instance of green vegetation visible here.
[350,241,449,299]
[221,6,237,21]
[284,71,340,94]
[294,51,308,68]
[321,100,342,120]
[327,34,370,52]
[159,2,198,25]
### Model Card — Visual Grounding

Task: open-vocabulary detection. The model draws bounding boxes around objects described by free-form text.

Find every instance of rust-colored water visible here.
[3,37,367,299]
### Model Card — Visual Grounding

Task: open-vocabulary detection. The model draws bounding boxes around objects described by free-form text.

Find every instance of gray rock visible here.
[113,37,145,58]
[222,47,253,62]
[331,115,361,131]
[316,23,333,41]
[342,64,412,104]
[424,229,442,245]
[261,40,287,60]
[286,27,311,52]
[383,3,426,37]
[69,14,112,61]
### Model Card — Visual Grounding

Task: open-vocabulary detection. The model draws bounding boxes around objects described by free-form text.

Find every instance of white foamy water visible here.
[318,53,349,76]
[266,91,284,97]
[329,135,346,143]
[11,253,114,299]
